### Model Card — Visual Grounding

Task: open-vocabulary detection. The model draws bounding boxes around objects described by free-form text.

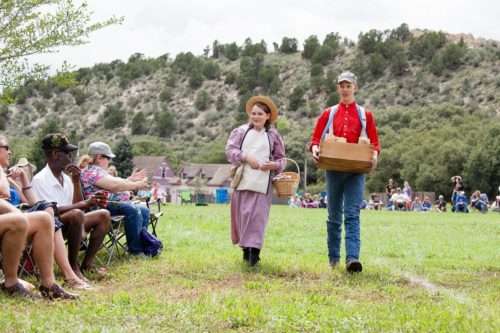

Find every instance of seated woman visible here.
[367,193,382,210]
[421,196,432,212]
[412,197,423,212]
[79,142,149,258]
[491,196,500,212]
[470,190,488,213]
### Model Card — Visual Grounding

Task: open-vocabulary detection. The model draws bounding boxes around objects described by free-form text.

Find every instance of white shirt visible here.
[32,164,74,206]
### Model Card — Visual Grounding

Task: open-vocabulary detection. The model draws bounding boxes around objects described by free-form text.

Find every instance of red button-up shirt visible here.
[309,102,380,153]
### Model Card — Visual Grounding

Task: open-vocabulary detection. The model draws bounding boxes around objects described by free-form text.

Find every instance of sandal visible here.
[81,266,108,280]
[39,283,79,300]
[63,278,93,291]
[1,282,42,299]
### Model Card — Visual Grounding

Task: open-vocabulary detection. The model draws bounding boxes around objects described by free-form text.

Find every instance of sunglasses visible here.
[0,145,9,151]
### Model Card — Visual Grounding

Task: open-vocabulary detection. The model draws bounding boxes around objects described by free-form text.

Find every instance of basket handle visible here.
[284,158,300,178]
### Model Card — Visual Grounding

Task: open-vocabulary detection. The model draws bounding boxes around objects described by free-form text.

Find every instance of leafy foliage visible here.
[113,136,134,177]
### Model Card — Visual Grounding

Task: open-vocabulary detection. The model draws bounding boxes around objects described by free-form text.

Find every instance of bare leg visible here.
[81,209,110,270]
[0,213,28,287]
[53,229,80,280]
[59,209,85,277]
[25,211,56,288]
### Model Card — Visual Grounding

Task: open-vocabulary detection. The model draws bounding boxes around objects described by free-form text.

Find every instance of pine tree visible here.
[113,137,134,178]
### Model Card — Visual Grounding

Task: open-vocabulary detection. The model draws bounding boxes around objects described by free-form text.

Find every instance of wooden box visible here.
[317,140,373,173]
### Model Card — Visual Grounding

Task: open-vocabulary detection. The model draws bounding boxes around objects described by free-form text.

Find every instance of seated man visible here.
[454,191,468,213]
[0,139,77,300]
[390,188,409,211]
[435,195,447,212]
[31,133,111,278]
[3,136,89,291]
[470,190,489,213]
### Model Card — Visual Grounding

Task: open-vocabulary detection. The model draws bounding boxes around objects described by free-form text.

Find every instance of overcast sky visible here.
[30,0,500,71]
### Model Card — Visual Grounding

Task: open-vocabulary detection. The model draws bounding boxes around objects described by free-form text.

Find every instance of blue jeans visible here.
[325,170,365,263]
[138,205,150,229]
[107,203,144,254]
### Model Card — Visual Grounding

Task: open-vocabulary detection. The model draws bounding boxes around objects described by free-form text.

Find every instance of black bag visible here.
[140,229,163,257]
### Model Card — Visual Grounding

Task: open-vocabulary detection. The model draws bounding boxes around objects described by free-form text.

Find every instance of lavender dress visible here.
[226,125,286,249]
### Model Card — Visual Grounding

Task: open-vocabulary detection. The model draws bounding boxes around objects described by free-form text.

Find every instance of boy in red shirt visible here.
[310,71,380,273]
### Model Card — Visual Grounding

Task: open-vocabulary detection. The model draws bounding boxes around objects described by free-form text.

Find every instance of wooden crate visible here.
[317,140,373,173]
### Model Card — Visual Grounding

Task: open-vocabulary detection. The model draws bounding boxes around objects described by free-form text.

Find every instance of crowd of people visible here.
[0,134,158,300]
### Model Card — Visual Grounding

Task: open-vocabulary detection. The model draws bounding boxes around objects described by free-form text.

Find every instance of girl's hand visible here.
[246,156,260,169]
[260,161,276,171]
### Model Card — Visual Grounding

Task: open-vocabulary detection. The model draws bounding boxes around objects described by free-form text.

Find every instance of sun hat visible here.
[337,71,357,85]
[245,96,278,124]
[41,133,78,153]
[88,142,116,158]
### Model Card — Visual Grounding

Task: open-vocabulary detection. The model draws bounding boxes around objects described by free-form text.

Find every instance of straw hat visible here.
[245,96,278,124]
[13,157,37,182]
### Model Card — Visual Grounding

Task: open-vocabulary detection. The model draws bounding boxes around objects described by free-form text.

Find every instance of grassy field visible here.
[1,205,499,332]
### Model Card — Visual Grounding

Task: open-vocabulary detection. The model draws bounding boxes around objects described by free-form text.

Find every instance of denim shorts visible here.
[25,201,64,231]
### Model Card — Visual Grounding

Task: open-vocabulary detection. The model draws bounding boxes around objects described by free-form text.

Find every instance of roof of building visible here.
[207,164,232,186]
[132,156,175,179]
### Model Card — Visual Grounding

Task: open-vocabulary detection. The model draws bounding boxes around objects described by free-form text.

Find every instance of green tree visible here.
[279,37,298,53]
[113,137,134,178]
[103,105,125,129]
[202,60,221,80]
[131,111,147,135]
[302,35,320,59]
[368,52,385,77]
[389,23,411,42]
[441,42,466,70]
[223,42,240,61]
[155,110,176,137]
[0,0,122,94]
[195,90,211,110]
[288,85,306,111]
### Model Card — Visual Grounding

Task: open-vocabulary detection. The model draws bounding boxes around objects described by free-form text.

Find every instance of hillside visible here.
[1,24,499,197]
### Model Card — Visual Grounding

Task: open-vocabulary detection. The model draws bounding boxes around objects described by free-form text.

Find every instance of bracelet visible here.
[22,185,32,191]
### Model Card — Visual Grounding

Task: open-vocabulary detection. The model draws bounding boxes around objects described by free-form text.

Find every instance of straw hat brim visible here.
[246,96,278,124]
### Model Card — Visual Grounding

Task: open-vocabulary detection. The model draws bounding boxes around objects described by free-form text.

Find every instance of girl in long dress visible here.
[226,96,286,267]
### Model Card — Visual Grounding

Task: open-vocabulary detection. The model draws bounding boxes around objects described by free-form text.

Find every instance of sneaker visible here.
[63,278,92,291]
[328,259,340,268]
[133,252,151,259]
[346,259,363,274]
[1,282,42,299]
[39,283,79,300]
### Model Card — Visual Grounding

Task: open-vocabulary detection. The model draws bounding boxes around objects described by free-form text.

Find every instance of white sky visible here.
[30,0,500,71]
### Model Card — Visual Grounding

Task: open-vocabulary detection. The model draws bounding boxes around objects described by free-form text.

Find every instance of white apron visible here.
[237,128,271,194]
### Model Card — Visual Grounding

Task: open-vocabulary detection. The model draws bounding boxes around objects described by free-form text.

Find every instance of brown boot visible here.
[39,283,79,300]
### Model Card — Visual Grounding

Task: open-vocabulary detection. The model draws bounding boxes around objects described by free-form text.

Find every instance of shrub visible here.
[288,85,306,111]
[103,105,126,129]
[279,37,298,54]
[195,91,211,111]
[131,112,148,135]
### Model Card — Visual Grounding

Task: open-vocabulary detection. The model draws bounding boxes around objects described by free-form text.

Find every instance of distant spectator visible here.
[470,190,489,213]
[451,176,464,207]
[390,188,409,211]
[422,196,432,212]
[491,196,500,213]
[412,197,423,212]
[385,178,395,207]
[302,192,317,208]
[289,194,302,208]
[435,195,447,212]
[454,191,468,213]
[318,196,327,209]
[403,181,413,209]
[367,193,382,210]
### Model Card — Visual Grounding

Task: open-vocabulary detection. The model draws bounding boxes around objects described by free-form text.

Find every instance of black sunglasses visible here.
[0,145,9,151]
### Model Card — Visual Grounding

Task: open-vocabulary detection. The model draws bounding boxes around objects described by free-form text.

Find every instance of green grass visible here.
[1,205,499,332]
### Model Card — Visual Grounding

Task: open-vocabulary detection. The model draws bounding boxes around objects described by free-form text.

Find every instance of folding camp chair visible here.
[147,199,164,237]
[18,245,38,279]
[180,189,192,205]
[100,215,127,265]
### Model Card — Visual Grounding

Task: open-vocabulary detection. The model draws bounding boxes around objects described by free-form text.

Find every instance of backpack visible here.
[140,229,163,257]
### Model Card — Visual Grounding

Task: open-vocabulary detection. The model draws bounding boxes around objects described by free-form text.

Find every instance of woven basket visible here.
[274,158,300,198]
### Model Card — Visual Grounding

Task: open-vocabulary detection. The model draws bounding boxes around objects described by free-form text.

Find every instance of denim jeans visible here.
[325,170,365,263]
[107,203,144,254]
[138,205,150,229]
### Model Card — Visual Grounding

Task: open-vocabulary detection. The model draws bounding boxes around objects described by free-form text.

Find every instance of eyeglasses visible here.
[101,155,111,161]
[0,145,9,151]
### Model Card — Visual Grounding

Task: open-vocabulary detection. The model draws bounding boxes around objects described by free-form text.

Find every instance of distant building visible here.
[132,156,175,201]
